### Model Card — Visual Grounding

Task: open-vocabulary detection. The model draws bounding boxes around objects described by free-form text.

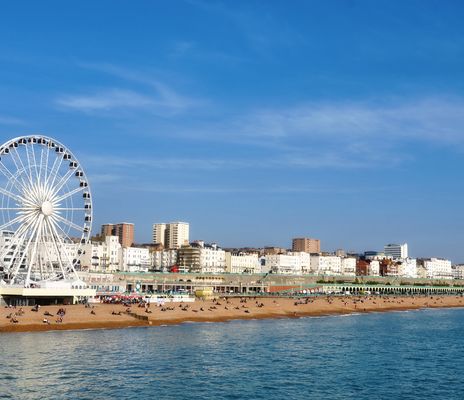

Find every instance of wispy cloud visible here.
[56,63,204,114]
[57,89,154,111]
[83,151,382,173]
[168,40,246,65]
[73,93,464,171]
[84,155,257,173]
[166,96,464,167]
[101,182,397,195]
[0,115,25,126]
[222,96,464,143]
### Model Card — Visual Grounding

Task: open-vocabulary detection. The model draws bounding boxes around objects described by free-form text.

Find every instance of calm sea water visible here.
[1,308,464,399]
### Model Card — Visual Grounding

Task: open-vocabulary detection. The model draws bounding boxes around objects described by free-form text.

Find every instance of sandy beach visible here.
[1,295,463,333]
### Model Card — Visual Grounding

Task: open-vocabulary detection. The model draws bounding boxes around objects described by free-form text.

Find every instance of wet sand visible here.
[1,295,463,333]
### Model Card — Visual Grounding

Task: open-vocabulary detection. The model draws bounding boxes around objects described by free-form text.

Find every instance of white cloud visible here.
[56,89,154,111]
[227,97,464,144]
[57,63,204,114]
[0,115,25,125]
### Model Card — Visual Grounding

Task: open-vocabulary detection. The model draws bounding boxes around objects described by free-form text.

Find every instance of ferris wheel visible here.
[0,135,92,287]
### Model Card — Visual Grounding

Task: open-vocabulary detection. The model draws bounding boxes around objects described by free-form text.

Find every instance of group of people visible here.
[6,308,24,323]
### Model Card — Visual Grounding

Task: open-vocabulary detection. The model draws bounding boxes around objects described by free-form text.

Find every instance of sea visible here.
[1,307,464,399]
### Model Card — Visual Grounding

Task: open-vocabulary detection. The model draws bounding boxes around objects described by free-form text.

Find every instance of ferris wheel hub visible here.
[40,200,54,216]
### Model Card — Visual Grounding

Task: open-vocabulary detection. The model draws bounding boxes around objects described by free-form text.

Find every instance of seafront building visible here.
[310,255,342,275]
[152,221,189,249]
[262,247,287,255]
[364,251,386,261]
[120,246,151,272]
[369,260,380,276]
[292,237,320,253]
[225,252,260,274]
[384,243,408,259]
[198,242,226,274]
[80,235,122,272]
[152,249,178,271]
[341,257,357,276]
[263,252,311,275]
[453,265,464,280]
[101,223,134,248]
[397,258,418,279]
[419,258,453,280]
[75,225,457,280]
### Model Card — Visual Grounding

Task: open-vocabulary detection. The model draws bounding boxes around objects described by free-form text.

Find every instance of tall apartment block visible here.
[101,223,134,248]
[152,221,189,249]
[384,243,408,259]
[153,223,167,246]
[292,237,321,253]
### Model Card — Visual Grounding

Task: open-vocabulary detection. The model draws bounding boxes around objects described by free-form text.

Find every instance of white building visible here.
[152,221,189,249]
[421,258,453,280]
[196,242,226,274]
[397,258,417,278]
[152,249,178,271]
[384,243,408,259]
[80,236,121,272]
[364,251,386,261]
[0,230,26,276]
[225,252,260,274]
[121,247,151,272]
[310,255,342,275]
[263,252,310,275]
[453,265,464,280]
[341,257,356,276]
[368,260,380,276]
[152,223,166,246]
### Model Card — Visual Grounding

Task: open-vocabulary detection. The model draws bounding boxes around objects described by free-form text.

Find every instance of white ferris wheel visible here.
[0,135,92,287]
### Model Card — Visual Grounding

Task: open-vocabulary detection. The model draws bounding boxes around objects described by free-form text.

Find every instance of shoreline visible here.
[1,295,463,334]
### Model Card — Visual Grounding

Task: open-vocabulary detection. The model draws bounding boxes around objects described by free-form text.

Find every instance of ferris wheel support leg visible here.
[44,218,69,280]
[10,215,42,286]
[48,217,80,281]
[24,216,43,287]
[2,215,36,284]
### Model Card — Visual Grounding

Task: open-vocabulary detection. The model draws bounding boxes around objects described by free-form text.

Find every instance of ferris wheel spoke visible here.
[36,222,45,280]
[54,207,88,211]
[9,146,32,191]
[0,160,28,194]
[2,233,28,276]
[45,151,65,196]
[24,143,37,185]
[49,217,82,272]
[51,214,83,233]
[50,169,75,199]
[25,215,44,285]
[53,186,85,203]
[40,232,54,277]
[0,207,34,211]
[0,186,35,208]
[43,218,67,279]
[44,150,60,188]
[46,218,79,279]
[37,145,46,185]
[0,214,35,262]
[50,216,75,244]
[43,142,52,187]
[30,140,40,182]
[0,187,26,204]
[0,213,29,231]
[8,215,42,285]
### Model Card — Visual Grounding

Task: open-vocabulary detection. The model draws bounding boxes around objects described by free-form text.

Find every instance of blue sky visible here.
[1,0,464,261]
